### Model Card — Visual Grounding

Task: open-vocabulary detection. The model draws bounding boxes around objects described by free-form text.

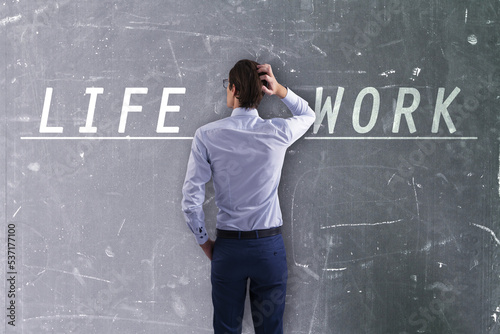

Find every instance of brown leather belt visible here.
[216,226,282,239]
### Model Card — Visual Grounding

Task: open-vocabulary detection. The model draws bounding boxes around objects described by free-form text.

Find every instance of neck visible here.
[232,97,240,109]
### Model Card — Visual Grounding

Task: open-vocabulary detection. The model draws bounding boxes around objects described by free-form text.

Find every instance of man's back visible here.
[196,108,291,231]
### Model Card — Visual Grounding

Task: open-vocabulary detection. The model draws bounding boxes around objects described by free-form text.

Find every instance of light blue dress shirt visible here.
[181,88,316,244]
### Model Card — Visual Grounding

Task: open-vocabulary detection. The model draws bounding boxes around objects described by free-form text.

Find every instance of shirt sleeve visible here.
[181,129,212,244]
[279,88,316,143]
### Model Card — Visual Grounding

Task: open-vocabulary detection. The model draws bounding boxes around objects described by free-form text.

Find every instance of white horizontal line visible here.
[323,267,347,272]
[20,137,194,140]
[321,219,404,229]
[21,136,479,141]
[305,136,478,140]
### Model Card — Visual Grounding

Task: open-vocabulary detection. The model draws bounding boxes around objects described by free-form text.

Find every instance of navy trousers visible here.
[211,234,288,334]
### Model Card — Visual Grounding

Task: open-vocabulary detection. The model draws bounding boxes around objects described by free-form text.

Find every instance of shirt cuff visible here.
[281,87,297,101]
[193,226,209,245]
[281,88,302,113]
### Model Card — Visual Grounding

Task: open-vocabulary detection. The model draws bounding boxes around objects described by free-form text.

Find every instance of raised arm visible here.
[258,63,316,143]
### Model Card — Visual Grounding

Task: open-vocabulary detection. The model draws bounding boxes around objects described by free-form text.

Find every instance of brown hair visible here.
[228,59,265,109]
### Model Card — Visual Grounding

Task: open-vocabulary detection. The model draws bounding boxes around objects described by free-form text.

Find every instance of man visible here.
[181,59,315,334]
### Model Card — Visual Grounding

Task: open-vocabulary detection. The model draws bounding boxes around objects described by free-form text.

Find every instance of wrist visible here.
[276,84,288,99]
[200,238,213,247]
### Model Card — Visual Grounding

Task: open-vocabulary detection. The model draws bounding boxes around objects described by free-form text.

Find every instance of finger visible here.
[257,63,272,75]
[261,85,273,96]
[257,63,268,71]
[259,73,270,82]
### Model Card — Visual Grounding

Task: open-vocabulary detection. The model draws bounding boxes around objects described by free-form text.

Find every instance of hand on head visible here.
[257,64,287,99]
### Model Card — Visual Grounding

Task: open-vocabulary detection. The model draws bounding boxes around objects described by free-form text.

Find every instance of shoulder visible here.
[196,117,232,134]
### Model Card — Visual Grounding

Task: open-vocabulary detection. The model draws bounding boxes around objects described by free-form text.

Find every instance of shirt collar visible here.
[231,108,259,117]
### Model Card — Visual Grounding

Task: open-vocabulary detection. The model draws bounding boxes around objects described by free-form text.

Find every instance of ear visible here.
[231,85,239,97]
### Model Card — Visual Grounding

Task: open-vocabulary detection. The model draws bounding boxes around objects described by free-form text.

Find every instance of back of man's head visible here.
[229,59,265,109]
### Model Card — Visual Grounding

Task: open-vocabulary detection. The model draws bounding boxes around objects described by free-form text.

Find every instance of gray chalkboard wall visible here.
[3,1,500,333]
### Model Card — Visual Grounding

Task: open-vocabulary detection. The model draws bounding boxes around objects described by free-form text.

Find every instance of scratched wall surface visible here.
[2,0,500,333]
